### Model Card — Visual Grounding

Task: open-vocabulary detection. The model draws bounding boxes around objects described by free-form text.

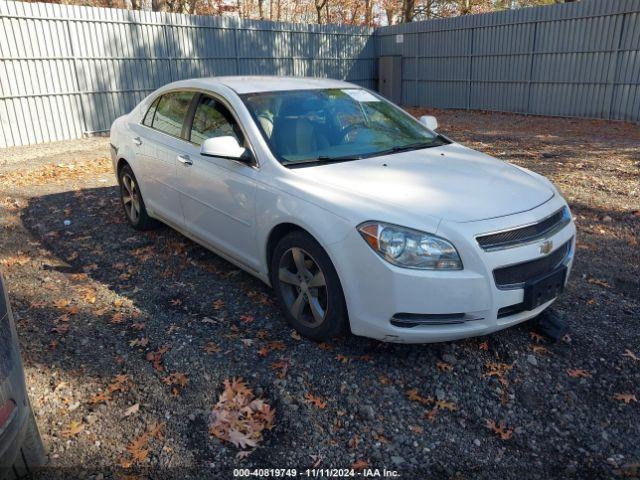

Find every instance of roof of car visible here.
[177,76,359,94]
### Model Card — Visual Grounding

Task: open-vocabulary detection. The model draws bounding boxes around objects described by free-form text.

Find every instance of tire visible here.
[118,164,159,231]
[271,231,347,341]
[4,410,46,479]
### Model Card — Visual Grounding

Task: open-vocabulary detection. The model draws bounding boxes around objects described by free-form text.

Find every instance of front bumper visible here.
[328,197,576,343]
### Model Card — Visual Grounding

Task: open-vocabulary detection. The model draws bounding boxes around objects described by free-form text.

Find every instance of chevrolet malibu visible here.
[109,76,576,343]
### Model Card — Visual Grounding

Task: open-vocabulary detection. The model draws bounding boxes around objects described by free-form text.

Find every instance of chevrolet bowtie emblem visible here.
[539,239,553,255]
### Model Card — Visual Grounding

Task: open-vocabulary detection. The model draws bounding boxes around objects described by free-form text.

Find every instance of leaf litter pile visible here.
[209,378,275,453]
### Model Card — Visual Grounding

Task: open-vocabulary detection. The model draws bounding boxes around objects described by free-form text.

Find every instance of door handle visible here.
[177,154,193,166]
[133,136,142,146]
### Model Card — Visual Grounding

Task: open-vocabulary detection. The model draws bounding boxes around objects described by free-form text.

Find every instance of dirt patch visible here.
[0,110,638,478]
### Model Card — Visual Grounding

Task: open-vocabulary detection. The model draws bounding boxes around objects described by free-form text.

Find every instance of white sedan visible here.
[110,76,576,343]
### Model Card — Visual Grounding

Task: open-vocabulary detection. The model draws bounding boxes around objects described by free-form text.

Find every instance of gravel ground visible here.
[0,110,638,479]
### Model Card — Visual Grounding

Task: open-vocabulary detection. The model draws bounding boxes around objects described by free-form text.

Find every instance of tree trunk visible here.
[403,0,415,23]
[315,0,327,23]
[258,0,264,19]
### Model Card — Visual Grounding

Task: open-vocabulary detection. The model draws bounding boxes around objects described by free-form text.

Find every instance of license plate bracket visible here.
[523,266,567,310]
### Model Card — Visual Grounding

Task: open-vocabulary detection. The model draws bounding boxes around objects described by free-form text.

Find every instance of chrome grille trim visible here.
[476,207,571,251]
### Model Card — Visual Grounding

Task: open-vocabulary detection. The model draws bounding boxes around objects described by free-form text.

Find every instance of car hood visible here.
[290,143,554,223]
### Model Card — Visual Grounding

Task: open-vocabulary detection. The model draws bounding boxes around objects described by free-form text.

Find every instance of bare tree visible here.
[314,0,328,23]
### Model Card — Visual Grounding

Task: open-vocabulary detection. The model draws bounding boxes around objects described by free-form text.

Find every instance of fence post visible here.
[65,19,88,136]
[605,12,627,121]
[525,20,538,115]
[467,26,474,110]
[162,15,174,82]
[234,19,240,75]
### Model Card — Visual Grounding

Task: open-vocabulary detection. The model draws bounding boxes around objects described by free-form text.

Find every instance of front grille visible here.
[493,239,571,288]
[477,207,569,250]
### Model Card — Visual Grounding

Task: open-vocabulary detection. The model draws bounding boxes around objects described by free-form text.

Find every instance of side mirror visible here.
[200,136,250,162]
[419,115,438,131]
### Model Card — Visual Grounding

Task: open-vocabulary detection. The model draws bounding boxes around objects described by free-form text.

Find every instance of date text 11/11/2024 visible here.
[232,468,401,477]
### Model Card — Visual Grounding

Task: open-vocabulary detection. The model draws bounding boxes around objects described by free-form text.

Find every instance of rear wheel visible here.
[118,164,158,230]
[271,231,347,341]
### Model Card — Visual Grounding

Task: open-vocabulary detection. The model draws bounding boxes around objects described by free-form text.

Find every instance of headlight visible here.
[357,221,462,270]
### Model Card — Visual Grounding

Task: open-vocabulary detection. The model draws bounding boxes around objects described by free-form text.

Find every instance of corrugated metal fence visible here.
[0,0,375,148]
[377,0,640,122]
[1,0,639,148]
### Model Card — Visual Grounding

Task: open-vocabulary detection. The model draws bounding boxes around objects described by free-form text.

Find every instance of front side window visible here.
[242,88,446,165]
[151,91,194,138]
[190,96,243,146]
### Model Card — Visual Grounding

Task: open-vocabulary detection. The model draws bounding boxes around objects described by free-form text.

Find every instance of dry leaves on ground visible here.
[613,393,637,405]
[61,420,84,438]
[121,422,165,468]
[486,419,513,440]
[304,392,327,410]
[567,368,592,378]
[208,378,275,452]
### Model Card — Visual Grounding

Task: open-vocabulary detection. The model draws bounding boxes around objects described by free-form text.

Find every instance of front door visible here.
[177,95,260,270]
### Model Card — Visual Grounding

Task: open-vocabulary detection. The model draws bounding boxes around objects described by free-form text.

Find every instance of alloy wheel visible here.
[121,172,141,224]
[278,247,328,327]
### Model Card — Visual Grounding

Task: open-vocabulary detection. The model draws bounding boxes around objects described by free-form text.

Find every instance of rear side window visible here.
[151,91,194,138]
[142,97,160,127]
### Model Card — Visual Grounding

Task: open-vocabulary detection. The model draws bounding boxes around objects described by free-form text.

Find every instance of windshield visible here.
[241,88,446,166]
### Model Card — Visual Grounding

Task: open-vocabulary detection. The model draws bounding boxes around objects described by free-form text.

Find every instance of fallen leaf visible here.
[239,315,254,324]
[61,420,84,437]
[271,360,289,379]
[623,349,639,362]
[613,393,637,404]
[529,344,549,354]
[129,337,149,347]
[529,332,545,343]
[567,368,592,378]
[267,341,286,351]
[335,354,350,363]
[51,323,70,334]
[486,419,513,440]
[437,361,453,372]
[425,407,438,422]
[111,312,125,324]
[88,391,111,405]
[204,342,221,354]
[212,299,225,310]
[304,392,327,409]
[406,389,434,406]
[435,399,457,412]
[123,403,140,417]
[352,459,369,471]
[479,341,489,351]
[409,425,424,434]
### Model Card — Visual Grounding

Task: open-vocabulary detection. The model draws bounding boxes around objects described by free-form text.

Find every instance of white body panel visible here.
[110,76,576,343]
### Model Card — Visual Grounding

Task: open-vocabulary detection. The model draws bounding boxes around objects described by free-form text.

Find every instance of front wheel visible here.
[271,231,347,341]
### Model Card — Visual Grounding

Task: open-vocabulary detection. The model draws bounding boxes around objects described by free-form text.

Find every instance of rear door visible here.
[132,91,196,229]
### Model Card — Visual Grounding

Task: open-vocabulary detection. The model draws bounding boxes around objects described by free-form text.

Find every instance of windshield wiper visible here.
[286,154,363,168]
[383,139,446,155]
